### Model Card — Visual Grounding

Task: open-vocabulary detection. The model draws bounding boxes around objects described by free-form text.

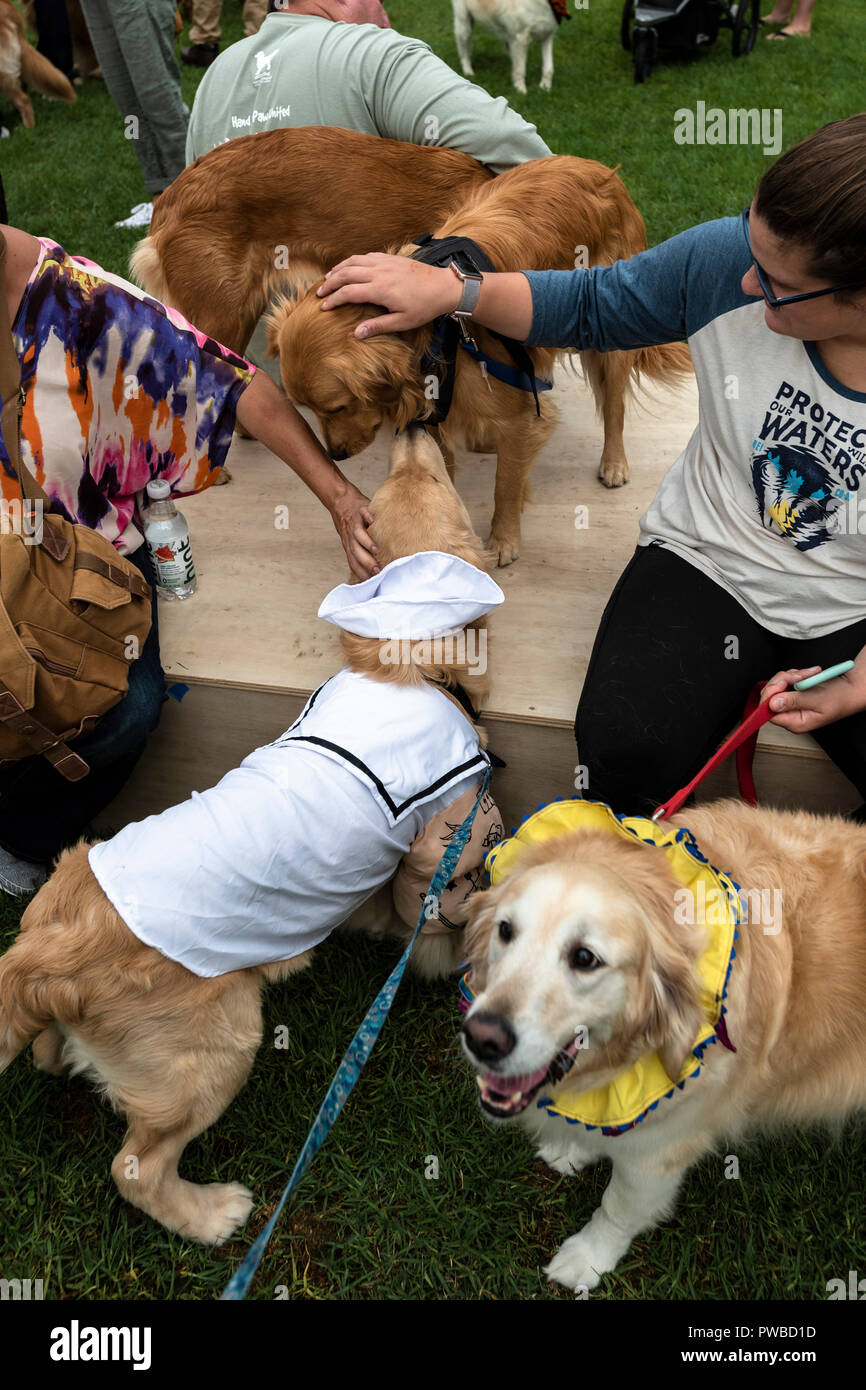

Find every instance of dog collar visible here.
[547,0,572,21]
[461,799,740,1136]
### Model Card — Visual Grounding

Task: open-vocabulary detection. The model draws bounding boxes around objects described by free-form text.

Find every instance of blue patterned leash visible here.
[220,764,492,1300]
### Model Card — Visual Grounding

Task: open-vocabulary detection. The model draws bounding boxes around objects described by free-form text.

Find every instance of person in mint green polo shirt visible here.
[185,0,551,171]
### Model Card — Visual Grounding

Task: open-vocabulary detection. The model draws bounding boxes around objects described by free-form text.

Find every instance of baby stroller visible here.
[621,0,761,82]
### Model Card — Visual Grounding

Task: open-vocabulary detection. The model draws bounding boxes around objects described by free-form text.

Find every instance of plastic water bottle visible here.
[143,479,197,600]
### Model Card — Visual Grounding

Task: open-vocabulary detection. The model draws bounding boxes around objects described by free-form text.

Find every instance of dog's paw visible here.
[539,76,553,92]
[460,63,475,77]
[544,1220,628,1292]
[189,1183,255,1246]
[536,1144,586,1176]
[598,459,629,488]
[488,532,520,566]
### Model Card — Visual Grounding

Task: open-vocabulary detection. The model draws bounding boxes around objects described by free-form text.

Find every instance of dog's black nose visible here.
[463,1011,516,1064]
[329,448,350,462]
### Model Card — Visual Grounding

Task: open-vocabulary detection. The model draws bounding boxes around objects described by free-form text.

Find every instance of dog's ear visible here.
[264,294,295,358]
[275,258,326,302]
[264,265,327,356]
[361,332,428,426]
[458,881,506,993]
[391,376,430,429]
[639,905,704,1086]
[378,382,404,407]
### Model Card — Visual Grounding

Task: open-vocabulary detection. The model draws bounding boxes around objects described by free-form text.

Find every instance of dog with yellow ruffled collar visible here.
[458,796,866,1291]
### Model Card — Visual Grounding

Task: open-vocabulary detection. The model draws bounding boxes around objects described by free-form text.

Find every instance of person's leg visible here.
[80,0,187,196]
[78,0,165,198]
[575,544,779,816]
[769,0,816,35]
[242,0,268,36]
[183,0,222,65]
[33,0,75,79]
[784,0,817,33]
[125,0,189,188]
[187,0,222,45]
[761,4,792,23]
[0,546,165,886]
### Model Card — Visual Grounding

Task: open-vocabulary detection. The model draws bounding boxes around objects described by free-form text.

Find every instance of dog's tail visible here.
[128,234,171,299]
[633,340,693,383]
[19,42,76,105]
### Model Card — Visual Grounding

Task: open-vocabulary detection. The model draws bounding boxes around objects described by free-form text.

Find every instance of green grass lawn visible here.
[1,0,865,1303]
[4,0,865,264]
[3,895,864,1302]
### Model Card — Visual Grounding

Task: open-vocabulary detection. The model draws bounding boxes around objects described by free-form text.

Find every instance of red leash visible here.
[652,680,772,821]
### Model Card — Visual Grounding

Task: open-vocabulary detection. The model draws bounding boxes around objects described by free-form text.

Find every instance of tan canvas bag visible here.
[0,232,153,781]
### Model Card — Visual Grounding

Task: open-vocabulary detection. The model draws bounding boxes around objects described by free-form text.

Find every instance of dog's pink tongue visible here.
[482,1061,550,1094]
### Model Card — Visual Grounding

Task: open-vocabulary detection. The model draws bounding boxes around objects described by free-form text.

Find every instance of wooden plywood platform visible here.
[105,369,859,834]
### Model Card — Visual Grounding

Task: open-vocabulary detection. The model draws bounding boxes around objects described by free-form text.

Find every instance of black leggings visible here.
[576,543,866,817]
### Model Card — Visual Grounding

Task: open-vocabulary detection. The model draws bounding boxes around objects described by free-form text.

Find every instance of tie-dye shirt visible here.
[1,238,256,554]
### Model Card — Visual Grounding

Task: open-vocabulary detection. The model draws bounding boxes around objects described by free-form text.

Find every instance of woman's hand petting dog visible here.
[319,253,462,338]
[319,252,537,347]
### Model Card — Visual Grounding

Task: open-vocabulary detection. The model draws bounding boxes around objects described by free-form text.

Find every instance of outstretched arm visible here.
[235,370,379,579]
[319,254,534,341]
[317,216,752,352]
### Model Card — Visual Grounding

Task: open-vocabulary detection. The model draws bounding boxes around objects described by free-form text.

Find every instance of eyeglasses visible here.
[741,208,864,308]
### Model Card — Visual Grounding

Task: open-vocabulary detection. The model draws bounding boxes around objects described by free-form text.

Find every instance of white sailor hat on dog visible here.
[318,551,504,640]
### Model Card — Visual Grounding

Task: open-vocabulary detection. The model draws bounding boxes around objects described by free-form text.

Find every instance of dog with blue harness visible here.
[268,154,693,568]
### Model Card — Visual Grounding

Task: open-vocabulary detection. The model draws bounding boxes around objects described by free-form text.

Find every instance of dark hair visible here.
[754,114,866,298]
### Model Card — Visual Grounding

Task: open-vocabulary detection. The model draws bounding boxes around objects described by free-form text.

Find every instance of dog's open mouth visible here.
[474,1036,581,1118]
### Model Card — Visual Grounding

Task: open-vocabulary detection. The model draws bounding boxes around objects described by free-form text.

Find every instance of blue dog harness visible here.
[410,234,554,425]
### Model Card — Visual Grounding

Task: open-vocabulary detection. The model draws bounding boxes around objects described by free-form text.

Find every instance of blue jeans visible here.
[0,545,166,863]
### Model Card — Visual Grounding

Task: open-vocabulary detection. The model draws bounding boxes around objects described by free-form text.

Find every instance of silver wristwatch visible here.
[448,260,483,320]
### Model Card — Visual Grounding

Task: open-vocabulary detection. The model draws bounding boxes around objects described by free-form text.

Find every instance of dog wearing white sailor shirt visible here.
[0,429,504,1245]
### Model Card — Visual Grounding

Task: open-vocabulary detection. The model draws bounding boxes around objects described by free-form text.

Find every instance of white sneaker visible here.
[114,201,154,229]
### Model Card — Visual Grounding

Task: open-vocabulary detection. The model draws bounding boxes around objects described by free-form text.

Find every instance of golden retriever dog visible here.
[0,428,499,1245]
[267,155,692,565]
[460,798,866,1290]
[454,0,568,95]
[129,126,492,355]
[0,0,75,127]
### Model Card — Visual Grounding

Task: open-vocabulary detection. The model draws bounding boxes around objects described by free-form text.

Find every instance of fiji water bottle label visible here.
[147,534,195,589]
